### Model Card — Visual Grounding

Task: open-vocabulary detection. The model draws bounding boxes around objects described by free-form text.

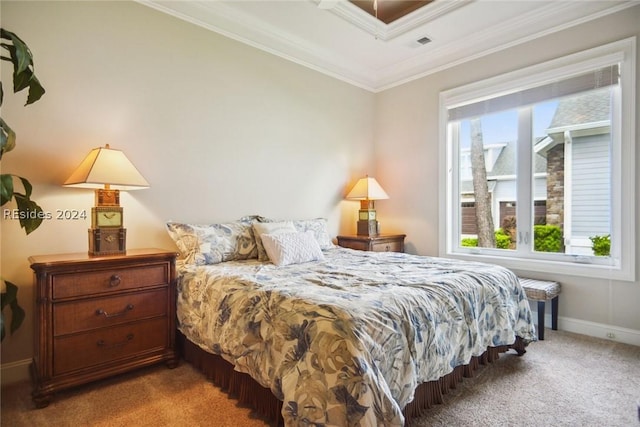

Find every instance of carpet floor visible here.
[2,329,639,426]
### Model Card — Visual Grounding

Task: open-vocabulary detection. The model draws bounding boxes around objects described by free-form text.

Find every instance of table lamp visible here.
[346,175,389,236]
[64,144,149,256]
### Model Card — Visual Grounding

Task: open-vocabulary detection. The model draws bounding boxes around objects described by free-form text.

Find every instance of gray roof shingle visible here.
[549,87,611,129]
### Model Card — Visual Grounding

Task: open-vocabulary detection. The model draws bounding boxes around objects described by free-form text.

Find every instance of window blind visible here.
[448,64,619,121]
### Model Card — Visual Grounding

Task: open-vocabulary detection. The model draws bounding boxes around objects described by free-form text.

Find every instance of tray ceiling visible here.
[348,0,434,24]
[138,0,635,92]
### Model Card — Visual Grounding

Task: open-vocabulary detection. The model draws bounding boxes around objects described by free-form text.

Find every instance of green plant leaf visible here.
[0,175,43,233]
[0,173,14,206]
[17,175,33,198]
[1,29,31,75]
[14,192,43,234]
[13,65,33,93]
[0,117,17,159]
[1,281,26,340]
[13,65,46,106]
[26,74,45,105]
[1,28,45,106]
[0,28,46,236]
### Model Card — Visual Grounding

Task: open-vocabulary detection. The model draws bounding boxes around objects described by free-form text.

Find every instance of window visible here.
[439,38,636,281]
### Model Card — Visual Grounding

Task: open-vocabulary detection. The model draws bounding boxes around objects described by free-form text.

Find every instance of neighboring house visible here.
[460,88,611,256]
[459,140,547,235]
[535,88,612,255]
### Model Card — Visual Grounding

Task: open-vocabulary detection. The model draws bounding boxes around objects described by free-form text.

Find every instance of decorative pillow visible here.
[290,218,334,249]
[252,221,296,261]
[261,231,325,266]
[166,221,258,265]
[238,214,271,223]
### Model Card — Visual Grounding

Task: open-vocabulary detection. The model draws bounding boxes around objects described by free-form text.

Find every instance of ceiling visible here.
[349,0,434,24]
[138,0,634,92]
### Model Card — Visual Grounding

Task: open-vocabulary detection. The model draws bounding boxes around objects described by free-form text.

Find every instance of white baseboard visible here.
[533,309,640,346]
[558,316,640,346]
[1,358,31,386]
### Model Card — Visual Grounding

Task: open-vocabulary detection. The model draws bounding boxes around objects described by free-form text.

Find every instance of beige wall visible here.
[0,1,374,365]
[375,6,640,335]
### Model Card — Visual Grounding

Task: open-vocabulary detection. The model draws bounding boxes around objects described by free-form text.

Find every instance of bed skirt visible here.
[177,331,526,425]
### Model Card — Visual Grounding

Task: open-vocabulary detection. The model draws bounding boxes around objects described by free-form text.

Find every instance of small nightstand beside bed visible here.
[337,233,405,252]
[29,249,179,408]
[167,217,536,426]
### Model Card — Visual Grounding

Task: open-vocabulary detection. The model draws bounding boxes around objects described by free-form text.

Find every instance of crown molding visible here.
[138,0,638,93]
[374,0,637,91]
[138,0,379,90]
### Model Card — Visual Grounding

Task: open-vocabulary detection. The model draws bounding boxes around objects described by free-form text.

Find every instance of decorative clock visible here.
[91,207,123,228]
[359,210,377,221]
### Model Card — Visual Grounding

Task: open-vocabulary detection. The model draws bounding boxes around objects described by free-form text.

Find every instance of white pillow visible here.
[252,221,297,261]
[290,218,334,249]
[261,231,325,266]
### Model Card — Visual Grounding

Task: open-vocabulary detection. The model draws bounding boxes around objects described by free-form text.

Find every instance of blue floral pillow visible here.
[166,220,258,265]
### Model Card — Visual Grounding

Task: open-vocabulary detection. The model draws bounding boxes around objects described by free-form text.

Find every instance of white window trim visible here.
[438,37,636,281]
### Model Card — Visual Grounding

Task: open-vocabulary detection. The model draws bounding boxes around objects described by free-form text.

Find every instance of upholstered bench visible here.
[518,277,561,340]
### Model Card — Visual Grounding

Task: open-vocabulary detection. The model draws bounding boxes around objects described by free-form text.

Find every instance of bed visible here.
[167,218,537,426]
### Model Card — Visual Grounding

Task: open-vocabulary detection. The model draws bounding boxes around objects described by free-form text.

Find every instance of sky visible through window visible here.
[458,100,559,148]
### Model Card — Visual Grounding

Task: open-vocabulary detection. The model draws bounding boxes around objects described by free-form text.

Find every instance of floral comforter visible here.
[176,247,536,426]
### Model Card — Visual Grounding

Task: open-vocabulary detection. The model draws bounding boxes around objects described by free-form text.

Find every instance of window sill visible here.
[442,250,635,282]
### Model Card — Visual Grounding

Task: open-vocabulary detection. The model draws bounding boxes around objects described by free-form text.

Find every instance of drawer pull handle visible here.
[97,333,134,349]
[95,304,134,318]
[385,245,390,251]
[109,275,121,287]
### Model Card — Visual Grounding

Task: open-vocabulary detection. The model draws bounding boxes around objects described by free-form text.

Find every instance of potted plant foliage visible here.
[1,28,46,341]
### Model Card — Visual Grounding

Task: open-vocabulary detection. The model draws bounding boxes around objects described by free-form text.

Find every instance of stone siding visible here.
[546,144,564,228]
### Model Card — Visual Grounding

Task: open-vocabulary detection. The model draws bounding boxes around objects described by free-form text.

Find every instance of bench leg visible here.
[537,300,546,340]
[551,296,559,330]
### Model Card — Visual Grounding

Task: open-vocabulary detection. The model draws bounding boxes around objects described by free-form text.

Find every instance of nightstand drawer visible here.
[337,234,405,253]
[53,288,168,336]
[371,240,403,252]
[53,317,168,375]
[52,264,168,299]
[340,240,369,251]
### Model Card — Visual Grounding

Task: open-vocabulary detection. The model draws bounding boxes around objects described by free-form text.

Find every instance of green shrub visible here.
[533,225,563,253]
[589,234,611,256]
[460,230,512,249]
[461,237,478,247]
[495,232,511,249]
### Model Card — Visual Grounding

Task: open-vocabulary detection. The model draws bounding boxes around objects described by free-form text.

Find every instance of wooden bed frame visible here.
[178,331,526,425]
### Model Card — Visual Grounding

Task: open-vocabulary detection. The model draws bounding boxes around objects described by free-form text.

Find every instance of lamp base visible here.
[88,228,126,256]
[357,220,380,236]
[95,189,120,207]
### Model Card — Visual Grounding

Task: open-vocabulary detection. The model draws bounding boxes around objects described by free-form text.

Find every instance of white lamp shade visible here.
[346,176,389,200]
[64,145,149,190]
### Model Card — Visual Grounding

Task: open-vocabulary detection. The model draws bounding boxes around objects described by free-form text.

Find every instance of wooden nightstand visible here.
[29,248,178,408]
[337,234,406,253]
